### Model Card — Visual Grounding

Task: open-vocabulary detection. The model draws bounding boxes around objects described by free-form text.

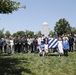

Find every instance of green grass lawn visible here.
[0,52,76,75]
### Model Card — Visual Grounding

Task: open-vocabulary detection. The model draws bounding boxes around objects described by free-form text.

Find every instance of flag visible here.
[48,38,58,48]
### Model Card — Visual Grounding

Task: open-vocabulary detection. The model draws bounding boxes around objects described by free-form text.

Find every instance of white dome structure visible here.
[42,22,48,25]
[41,22,50,37]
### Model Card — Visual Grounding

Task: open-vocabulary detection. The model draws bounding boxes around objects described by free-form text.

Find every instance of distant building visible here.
[41,22,50,36]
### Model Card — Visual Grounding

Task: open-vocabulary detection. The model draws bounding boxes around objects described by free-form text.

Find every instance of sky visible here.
[0,0,76,34]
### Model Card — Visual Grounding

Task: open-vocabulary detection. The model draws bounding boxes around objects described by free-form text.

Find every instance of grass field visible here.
[0,52,76,75]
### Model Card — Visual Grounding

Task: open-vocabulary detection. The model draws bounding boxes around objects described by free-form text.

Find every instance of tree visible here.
[12,32,17,37]
[25,30,34,36]
[0,28,4,38]
[54,18,71,36]
[71,27,76,34]
[5,30,11,37]
[0,0,26,14]
[35,31,41,37]
[12,30,34,37]
[16,31,25,36]
[49,30,54,36]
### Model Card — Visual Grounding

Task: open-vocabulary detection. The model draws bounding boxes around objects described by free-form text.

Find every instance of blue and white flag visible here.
[48,38,58,48]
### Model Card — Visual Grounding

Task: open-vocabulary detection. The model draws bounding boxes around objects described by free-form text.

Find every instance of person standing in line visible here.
[68,34,74,52]
[22,35,28,53]
[33,37,38,53]
[74,34,76,51]
[3,36,7,53]
[62,37,69,56]
[13,36,18,53]
[6,37,11,54]
[41,34,45,42]
[8,36,14,54]
[0,37,3,54]
[44,36,48,44]
[27,35,32,53]
[44,41,48,56]
[37,35,42,52]
[30,36,34,53]
[18,36,22,53]
[58,37,63,57]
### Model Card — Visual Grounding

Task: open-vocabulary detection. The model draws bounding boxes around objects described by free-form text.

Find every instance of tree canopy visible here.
[0,28,4,38]
[12,30,34,37]
[5,30,11,37]
[0,0,26,14]
[54,18,71,36]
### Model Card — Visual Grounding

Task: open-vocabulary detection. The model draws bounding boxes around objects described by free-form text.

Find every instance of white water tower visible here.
[41,22,50,36]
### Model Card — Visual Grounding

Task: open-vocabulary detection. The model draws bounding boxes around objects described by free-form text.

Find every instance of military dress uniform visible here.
[13,36,18,53]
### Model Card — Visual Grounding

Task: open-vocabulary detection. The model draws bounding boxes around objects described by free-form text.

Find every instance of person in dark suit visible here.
[68,34,74,52]
[22,36,28,53]
[18,36,22,53]
[0,37,3,54]
[13,36,18,53]
[33,37,38,53]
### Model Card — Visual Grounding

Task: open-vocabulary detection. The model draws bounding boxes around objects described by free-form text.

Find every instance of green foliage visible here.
[25,30,34,36]
[12,31,25,37]
[49,30,54,36]
[54,18,71,36]
[16,31,25,36]
[12,32,17,37]
[35,31,41,37]
[0,0,26,14]
[0,28,4,38]
[71,27,76,34]
[12,30,34,37]
[5,30,11,37]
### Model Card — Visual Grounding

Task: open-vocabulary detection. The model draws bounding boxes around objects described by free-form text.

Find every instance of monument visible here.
[41,22,50,36]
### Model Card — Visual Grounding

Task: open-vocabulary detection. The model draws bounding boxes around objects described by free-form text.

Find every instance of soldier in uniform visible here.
[18,36,22,53]
[33,37,38,53]
[22,35,28,53]
[13,36,18,53]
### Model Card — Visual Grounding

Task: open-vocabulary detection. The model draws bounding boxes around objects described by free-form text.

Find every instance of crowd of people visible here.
[0,33,76,57]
